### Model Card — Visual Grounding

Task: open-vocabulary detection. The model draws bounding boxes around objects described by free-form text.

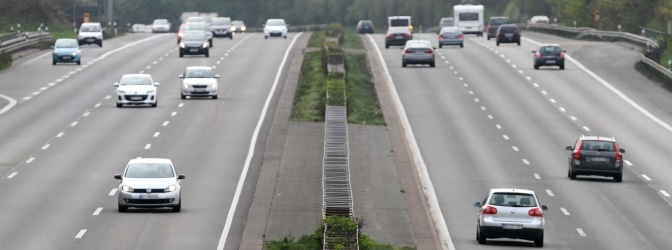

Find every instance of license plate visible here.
[140,194,158,199]
[546,60,556,64]
[190,49,199,52]
[130,96,142,100]
[502,224,523,230]
[505,34,513,37]
[589,157,608,162]
[395,36,403,39]
[62,56,72,60]
[194,89,207,92]
[87,38,94,41]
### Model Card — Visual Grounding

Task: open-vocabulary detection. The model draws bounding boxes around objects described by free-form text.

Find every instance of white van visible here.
[454,4,484,36]
[387,16,413,32]
[78,22,103,47]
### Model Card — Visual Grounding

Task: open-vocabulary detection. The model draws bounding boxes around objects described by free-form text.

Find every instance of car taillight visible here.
[615,144,622,162]
[458,34,463,39]
[487,24,491,30]
[386,33,394,39]
[425,49,433,54]
[536,52,542,58]
[403,33,412,38]
[439,35,444,39]
[516,31,521,36]
[559,52,564,58]
[574,141,583,160]
[529,208,543,217]
[404,49,412,54]
[483,206,497,215]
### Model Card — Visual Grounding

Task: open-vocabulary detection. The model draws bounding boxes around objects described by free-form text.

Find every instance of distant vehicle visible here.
[232,20,246,33]
[487,16,510,40]
[179,30,210,57]
[438,26,463,48]
[210,17,233,39]
[356,20,375,34]
[176,23,187,44]
[474,188,547,247]
[495,24,521,46]
[132,24,149,33]
[385,26,412,49]
[439,17,454,28]
[533,44,566,70]
[114,74,159,108]
[454,4,484,36]
[184,16,206,24]
[51,38,81,65]
[184,22,213,47]
[387,16,413,32]
[566,135,625,182]
[114,158,185,212]
[263,18,288,39]
[151,19,171,33]
[529,15,550,24]
[180,66,220,99]
[401,40,435,68]
[77,22,103,47]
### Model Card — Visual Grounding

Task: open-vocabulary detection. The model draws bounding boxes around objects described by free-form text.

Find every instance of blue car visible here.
[52,38,81,65]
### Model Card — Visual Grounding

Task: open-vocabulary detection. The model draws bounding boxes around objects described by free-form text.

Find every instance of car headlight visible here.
[179,42,186,48]
[147,89,155,94]
[72,51,78,56]
[183,83,189,89]
[165,185,177,192]
[121,185,134,192]
[212,82,218,88]
[117,90,125,94]
[202,42,209,48]
[241,26,246,31]
[230,26,235,31]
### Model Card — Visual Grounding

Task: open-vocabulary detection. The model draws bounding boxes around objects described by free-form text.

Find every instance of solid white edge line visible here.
[366,34,454,250]
[217,32,304,250]
[8,172,17,179]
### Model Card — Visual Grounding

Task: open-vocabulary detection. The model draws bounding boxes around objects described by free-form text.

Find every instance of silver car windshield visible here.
[120,76,152,85]
[267,20,286,26]
[125,163,174,178]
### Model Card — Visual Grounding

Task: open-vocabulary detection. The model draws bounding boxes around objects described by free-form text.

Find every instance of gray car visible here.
[438,26,463,48]
[401,40,435,68]
[487,16,510,40]
[210,17,233,39]
[114,158,185,212]
[474,188,547,247]
[566,135,626,182]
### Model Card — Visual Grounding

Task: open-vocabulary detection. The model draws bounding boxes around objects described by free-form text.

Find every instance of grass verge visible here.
[0,52,11,71]
[293,50,327,122]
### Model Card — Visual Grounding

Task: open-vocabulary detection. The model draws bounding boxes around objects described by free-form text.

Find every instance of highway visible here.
[2,26,672,250]
[369,31,672,249]
[0,32,298,249]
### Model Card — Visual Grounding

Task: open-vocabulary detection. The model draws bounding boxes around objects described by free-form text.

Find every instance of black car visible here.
[356,20,375,34]
[533,44,566,70]
[566,135,626,182]
[495,24,521,46]
[179,30,210,57]
[385,27,412,48]
[487,16,510,40]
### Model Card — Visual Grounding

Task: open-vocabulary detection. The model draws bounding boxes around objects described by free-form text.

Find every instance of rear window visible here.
[500,26,518,32]
[390,19,409,27]
[459,13,479,21]
[490,193,537,207]
[489,18,509,25]
[582,141,616,151]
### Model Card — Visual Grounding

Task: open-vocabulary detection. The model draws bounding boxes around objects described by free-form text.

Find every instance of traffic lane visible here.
[376,33,672,249]
[494,33,672,203]
[372,33,570,248]
[72,33,297,250]
[0,33,269,249]
[446,35,672,249]
[0,34,181,176]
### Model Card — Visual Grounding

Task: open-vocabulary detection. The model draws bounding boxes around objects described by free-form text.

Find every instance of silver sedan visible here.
[474,188,548,247]
[401,40,436,68]
[114,158,185,212]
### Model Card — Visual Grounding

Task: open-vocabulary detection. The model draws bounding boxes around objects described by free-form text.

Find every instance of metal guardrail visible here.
[638,54,672,88]
[0,31,53,55]
[523,23,660,49]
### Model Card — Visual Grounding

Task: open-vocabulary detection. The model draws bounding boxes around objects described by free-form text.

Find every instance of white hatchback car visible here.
[114,74,159,107]
[114,158,185,212]
[180,66,219,99]
[474,188,548,247]
[263,18,288,39]
[77,22,103,47]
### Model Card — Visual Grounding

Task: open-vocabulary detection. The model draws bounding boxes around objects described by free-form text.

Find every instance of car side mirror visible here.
[178,174,186,179]
[565,146,573,151]
[400,47,404,50]
[531,50,536,53]
[619,149,626,153]
[114,174,122,180]
[154,82,160,86]
[50,45,54,49]
[433,47,437,50]
[114,82,119,87]
[473,202,482,207]
[214,74,221,78]
[178,74,184,78]
[262,24,265,27]
[79,46,83,49]
[562,50,567,53]
[541,205,549,211]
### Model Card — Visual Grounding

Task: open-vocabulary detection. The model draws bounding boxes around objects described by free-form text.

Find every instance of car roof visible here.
[121,73,152,78]
[490,16,509,19]
[538,43,561,47]
[389,16,411,19]
[490,188,536,195]
[580,135,617,142]
[440,26,460,32]
[186,66,212,70]
[128,158,173,164]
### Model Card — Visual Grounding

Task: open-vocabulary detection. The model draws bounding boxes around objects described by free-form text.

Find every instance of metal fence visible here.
[0,31,53,55]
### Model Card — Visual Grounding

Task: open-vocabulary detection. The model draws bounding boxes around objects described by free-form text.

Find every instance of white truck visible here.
[454,4,484,36]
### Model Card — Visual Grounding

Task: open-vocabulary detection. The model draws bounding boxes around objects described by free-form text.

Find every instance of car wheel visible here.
[517,41,521,46]
[439,44,443,48]
[477,226,486,244]
[284,36,287,39]
[205,52,209,57]
[116,103,122,108]
[173,197,181,212]
[402,62,407,67]
[229,36,233,40]
[560,63,565,70]
[568,167,577,180]
[212,95,218,99]
[264,36,268,39]
[151,101,157,107]
[534,234,544,247]
[209,40,213,48]
[181,94,186,99]
[460,44,464,48]
[385,43,389,49]
[179,53,183,58]
[99,41,103,47]
[52,60,56,65]
[487,36,490,40]
[614,173,623,182]
[118,204,128,212]
[430,62,435,68]
[534,64,539,70]
[77,60,81,65]
[496,42,500,46]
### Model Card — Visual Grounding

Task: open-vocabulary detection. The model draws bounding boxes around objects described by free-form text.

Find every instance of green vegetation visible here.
[345,52,384,125]
[0,52,11,71]
[293,51,327,122]
[266,216,415,250]
[342,29,364,49]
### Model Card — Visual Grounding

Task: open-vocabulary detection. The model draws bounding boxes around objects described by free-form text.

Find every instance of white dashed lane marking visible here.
[576,228,587,237]
[641,174,651,181]
[93,207,103,216]
[660,190,671,197]
[7,172,17,179]
[26,157,35,164]
[75,229,87,239]
[108,188,117,196]
[560,207,571,216]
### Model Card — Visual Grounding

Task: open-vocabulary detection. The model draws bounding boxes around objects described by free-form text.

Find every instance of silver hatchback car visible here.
[474,188,548,247]
[180,66,220,99]
[114,158,185,212]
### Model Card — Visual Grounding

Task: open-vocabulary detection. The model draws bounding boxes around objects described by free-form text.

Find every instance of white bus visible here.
[454,4,484,36]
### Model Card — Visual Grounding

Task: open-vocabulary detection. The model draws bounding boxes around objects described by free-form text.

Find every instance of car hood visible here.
[122,177,177,189]
[183,78,217,85]
[117,85,156,94]
[265,25,287,31]
[54,48,80,54]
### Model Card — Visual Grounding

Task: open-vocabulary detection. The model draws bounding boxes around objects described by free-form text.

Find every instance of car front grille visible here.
[131,189,166,193]
[192,85,207,88]
[126,199,172,204]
